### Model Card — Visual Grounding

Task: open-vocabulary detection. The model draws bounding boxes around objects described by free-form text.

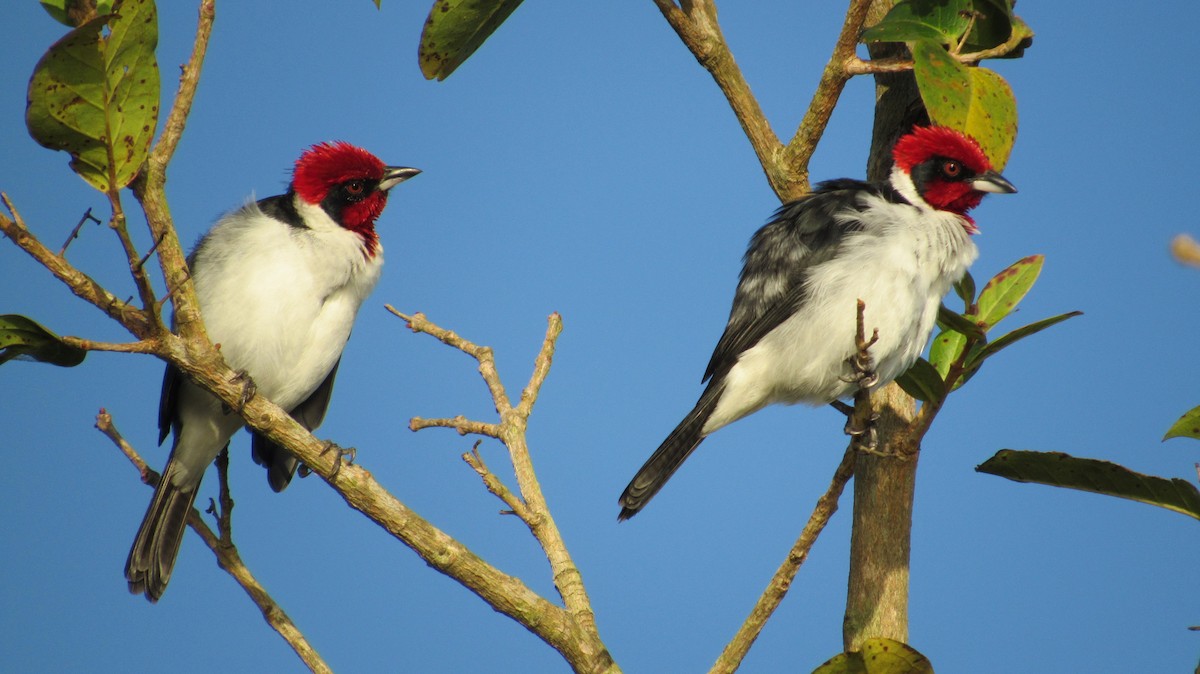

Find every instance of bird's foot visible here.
[319,441,356,479]
[829,400,880,452]
[222,370,258,414]
[839,350,879,390]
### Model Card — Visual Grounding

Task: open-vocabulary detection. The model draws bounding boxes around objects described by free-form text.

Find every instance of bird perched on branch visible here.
[126,142,420,601]
[619,126,1015,520]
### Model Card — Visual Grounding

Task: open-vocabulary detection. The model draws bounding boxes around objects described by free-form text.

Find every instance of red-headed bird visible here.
[126,142,420,601]
[619,126,1014,520]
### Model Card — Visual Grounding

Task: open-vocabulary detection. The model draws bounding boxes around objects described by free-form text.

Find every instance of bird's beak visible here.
[380,166,422,192]
[972,170,1017,194]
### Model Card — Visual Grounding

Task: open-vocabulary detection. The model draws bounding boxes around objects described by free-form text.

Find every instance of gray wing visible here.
[701,181,880,384]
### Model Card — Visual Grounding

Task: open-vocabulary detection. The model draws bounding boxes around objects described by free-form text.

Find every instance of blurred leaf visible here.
[953,271,976,309]
[0,314,86,367]
[896,357,944,403]
[911,40,1017,169]
[26,0,160,192]
[813,638,933,674]
[861,0,972,45]
[978,450,1200,522]
[418,0,525,81]
[960,0,1013,52]
[965,311,1082,370]
[372,0,381,8]
[991,14,1034,59]
[1164,405,1200,441]
[39,0,114,26]
[936,303,985,340]
[974,254,1042,329]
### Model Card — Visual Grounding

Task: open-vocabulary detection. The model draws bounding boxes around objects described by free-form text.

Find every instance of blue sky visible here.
[2,2,1198,672]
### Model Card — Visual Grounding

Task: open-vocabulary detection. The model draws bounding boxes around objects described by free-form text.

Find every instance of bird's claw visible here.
[831,400,879,451]
[839,351,879,389]
[222,370,257,414]
[844,412,880,452]
[320,441,356,479]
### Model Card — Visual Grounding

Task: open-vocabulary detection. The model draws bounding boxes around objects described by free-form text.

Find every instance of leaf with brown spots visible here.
[1164,405,1200,442]
[978,450,1200,522]
[0,314,86,367]
[25,0,159,192]
[812,638,933,674]
[911,40,1018,169]
[974,254,1042,330]
[418,0,525,81]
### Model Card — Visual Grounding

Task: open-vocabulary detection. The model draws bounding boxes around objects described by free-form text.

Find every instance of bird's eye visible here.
[344,180,366,196]
[941,160,962,178]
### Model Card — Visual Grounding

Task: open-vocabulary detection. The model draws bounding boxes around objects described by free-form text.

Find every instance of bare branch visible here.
[409,415,500,438]
[652,0,793,198]
[0,195,153,337]
[388,308,613,670]
[60,336,159,354]
[463,442,532,520]
[782,0,875,197]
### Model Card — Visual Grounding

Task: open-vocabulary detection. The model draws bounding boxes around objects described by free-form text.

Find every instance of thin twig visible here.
[60,336,159,354]
[409,415,500,437]
[391,308,611,664]
[0,194,153,337]
[58,207,101,256]
[463,442,531,519]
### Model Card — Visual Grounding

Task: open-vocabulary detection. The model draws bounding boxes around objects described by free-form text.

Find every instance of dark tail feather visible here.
[251,434,299,493]
[125,466,200,603]
[618,383,723,520]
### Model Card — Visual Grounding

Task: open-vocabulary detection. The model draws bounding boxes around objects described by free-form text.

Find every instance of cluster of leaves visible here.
[863,0,1032,169]
[897,255,1080,406]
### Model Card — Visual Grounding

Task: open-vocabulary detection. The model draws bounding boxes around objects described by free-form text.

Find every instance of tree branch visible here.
[0,195,153,337]
[652,0,792,197]
[390,307,615,673]
[781,0,875,199]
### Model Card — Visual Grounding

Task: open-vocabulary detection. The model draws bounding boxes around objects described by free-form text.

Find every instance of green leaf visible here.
[1164,405,1200,441]
[936,303,985,340]
[912,39,971,130]
[40,0,116,27]
[26,0,160,192]
[861,0,972,45]
[813,638,933,674]
[911,40,1018,169]
[974,254,1042,330]
[928,327,968,381]
[896,357,944,403]
[964,310,1082,370]
[418,0,525,81]
[0,315,86,367]
[978,450,1200,522]
[964,67,1017,169]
